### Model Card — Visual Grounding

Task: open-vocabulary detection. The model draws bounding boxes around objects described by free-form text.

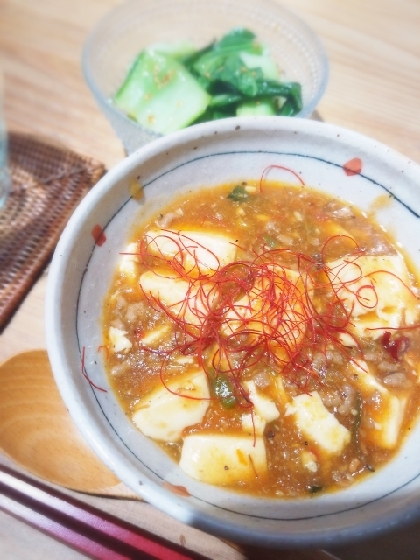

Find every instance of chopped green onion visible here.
[213,374,236,409]
[309,485,324,494]
[263,234,280,249]
[227,185,250,202]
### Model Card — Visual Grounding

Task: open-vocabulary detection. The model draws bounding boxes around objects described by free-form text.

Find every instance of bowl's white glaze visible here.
[46,117,420,547]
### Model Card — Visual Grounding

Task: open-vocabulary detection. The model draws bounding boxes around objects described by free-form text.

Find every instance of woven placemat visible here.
[0,133,106,330]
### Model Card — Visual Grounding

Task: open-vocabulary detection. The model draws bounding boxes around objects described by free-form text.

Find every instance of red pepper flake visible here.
[91,224,106,246]
[381,331,410,360]
[343,157,362,176]
[134,327,145,342]
[163,482,191,497]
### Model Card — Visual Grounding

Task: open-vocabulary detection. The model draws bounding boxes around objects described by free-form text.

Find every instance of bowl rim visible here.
[46,116,420,548]
[81,0,329,148]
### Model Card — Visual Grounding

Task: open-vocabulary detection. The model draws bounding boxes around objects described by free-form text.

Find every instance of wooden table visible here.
[0,0,419,558]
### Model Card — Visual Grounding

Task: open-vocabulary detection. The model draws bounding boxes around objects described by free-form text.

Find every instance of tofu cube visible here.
[285,391,350,455]
[144,228,236,274]
[327,255,419,340]
[179,435,267,484]
[132,370,209,442]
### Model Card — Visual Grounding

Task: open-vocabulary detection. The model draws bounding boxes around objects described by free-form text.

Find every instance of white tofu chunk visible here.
[118,241,139,281]
[241,413,266,436]
[139,270,217,331]
[337,331,358,347]
[351,359,385,393]
[285,391,350,455]
[243,380,280,423]
[327,255,419,340]
[132,370,209,442]
[175,355,195,365]
[109,326,132,354]
[350,360,407,449]
[276,376,288,403]
[144,228,236,274]
[179,435,267,484]
[273,376,292,414]
[378,394,407,448]
[301,450,318,473]
[140,324,171,347]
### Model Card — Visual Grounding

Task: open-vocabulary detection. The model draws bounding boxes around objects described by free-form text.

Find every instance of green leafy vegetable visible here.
[208,94,243,108]
[217,28,258,49]
[114,28,303,134]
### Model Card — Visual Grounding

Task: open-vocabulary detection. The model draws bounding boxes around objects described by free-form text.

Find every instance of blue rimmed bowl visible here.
[46,116,420,548]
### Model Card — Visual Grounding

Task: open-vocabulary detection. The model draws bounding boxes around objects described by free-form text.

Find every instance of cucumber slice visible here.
[236,98,277,116]
[148,41,196,60]
[114,56,144,117]
[240,51,280,80]
[114,49,209,134]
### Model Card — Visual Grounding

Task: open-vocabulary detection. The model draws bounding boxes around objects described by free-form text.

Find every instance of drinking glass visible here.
[0,63,10,210]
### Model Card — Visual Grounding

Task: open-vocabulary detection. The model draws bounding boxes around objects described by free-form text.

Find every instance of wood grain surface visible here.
[0,350,136,496]
[0,0,419,558]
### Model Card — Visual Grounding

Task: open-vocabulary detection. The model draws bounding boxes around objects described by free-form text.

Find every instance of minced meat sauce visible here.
[102,181,420,497]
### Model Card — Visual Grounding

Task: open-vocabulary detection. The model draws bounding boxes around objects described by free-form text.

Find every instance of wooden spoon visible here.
[0,350,138,497]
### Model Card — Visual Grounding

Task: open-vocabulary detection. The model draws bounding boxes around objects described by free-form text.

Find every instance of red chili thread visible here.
[97,345,110,361]
[324,247,378,311]
[81,346,107,393]
[140,229,226,278]
[135,213,420,404]
[119,240,141,257]
[365,267,419,299]
[138,231,358,396]
[259,164,305,192]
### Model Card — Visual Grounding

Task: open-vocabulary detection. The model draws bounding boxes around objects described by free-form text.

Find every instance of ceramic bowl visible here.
[46,117,420,548]
[82,0,329,154]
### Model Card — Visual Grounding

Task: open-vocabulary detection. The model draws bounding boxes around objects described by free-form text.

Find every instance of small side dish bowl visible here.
[46,117,420,548]
[82,0,329,154]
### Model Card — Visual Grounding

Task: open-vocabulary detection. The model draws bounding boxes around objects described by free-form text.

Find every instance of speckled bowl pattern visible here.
[82,0,329,154]
[46,117,420,548]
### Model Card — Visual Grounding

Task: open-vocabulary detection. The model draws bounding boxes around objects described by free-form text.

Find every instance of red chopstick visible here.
[0,464,208,560]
